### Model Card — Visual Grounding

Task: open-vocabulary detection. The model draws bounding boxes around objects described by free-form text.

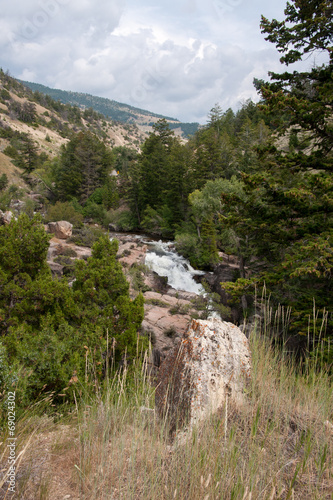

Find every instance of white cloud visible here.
[1,0,318,123]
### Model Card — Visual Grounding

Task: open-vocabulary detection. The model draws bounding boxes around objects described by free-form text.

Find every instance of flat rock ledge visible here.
[155,318,251,436]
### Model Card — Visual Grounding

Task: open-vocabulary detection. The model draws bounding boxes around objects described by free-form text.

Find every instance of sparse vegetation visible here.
[128,262,151,292]
[169,303,191,316]
[145,298,169,308]
[67,226,105,247]
[0,318,331,499]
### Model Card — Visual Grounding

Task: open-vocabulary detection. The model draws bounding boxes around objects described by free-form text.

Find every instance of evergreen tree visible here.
[20,135,39,173]
[224,0,333,341]
[0,214,72,335]
[55,132,113,204]
[258,0,333,154]
[125,119,191,232]
[0,216,145,402]
[207,103,224,134]
[72,236,144,359]
[0,173,8,191]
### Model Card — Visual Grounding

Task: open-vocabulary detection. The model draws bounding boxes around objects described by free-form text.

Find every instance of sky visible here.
[0,0,325,123]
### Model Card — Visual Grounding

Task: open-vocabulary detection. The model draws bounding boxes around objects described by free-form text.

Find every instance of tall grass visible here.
[1,313,332,499]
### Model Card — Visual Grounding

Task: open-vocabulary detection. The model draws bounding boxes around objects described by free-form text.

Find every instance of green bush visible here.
[45,201,84,226]
[55,246,77,257]
[83,202,107,224]
[175,229,219,270]
[22,197,37,219]
[0,341,16,392]
[0,217,146,405]
[128,263,151,292]
[0,89,10,101]
[3,145,19,159]
[67,226,105,247]
[175,232,200,263]
[112,210,138,232]
[141,205,174,237]
[54,255,76,277]
[0,124,14,139]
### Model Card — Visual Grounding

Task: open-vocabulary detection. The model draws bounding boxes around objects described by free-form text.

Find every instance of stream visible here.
[144,240,205,295]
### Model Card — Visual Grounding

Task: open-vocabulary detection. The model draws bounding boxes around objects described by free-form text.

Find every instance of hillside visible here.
[0,70,149,191]
[19,80,200,138]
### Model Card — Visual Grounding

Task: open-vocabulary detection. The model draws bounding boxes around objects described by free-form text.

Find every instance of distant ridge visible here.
[19,80,200,138]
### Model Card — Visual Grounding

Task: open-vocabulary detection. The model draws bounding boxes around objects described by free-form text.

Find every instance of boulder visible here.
[155,318,251,434]
[0,210,14,225]
[108,223,119,232]
[47,221,73,239]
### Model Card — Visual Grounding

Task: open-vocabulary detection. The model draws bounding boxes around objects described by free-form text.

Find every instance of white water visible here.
[145,240,205,294]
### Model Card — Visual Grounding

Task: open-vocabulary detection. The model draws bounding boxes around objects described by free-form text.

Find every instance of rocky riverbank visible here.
[46,228,242,368]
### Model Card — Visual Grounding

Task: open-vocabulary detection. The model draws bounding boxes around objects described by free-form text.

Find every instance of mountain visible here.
[0,70,198,195]
[19,80,200,139]
[0,70,150,189]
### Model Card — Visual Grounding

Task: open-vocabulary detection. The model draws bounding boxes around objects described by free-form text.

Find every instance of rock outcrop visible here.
[47,221,73,239]
[155,318,251,434]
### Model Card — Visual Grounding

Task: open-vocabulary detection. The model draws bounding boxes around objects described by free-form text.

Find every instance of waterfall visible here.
[145,240,205,294]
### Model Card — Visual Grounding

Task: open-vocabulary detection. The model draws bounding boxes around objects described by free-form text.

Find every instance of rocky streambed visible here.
[46,229,241,365]
[110,233,206,358]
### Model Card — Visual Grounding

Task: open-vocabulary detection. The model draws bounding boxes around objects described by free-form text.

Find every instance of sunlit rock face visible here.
[47,220,73,239]
[155,318,251,435]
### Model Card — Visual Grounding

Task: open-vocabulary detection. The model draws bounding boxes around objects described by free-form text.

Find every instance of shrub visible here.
[54,255,76,277]
[45,201,84,226]
[145,298,169,308]
[128,263,151,292]
[164,326,177,338]
[3,145,19,159]
[175,232,199,261]
[0,174,8,192]
[108,209,138,232]
[169,303,191,315]
[22,197,37,219]
[55,246,77,257]
[83,202,106,224]
[54,255,74,266]
[67,226,105,247]
[0,89,11,101]
[0,220,146,404]
[0,341,16,392]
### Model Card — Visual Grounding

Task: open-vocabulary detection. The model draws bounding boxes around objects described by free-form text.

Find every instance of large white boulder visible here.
[155,318,251,434]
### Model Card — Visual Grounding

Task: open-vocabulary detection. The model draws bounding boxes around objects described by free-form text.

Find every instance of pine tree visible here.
[55,132,113,204]
[20,135,39,173]
[224,0,333,340]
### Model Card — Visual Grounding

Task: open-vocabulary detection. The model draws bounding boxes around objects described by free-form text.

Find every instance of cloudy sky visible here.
[0,0,324,123]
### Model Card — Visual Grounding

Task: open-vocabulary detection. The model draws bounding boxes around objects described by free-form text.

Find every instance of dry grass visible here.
[0,330,332,500]
[0,151,29,189]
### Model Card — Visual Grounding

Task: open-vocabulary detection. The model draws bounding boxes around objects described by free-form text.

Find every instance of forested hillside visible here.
[19,80,200,139]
